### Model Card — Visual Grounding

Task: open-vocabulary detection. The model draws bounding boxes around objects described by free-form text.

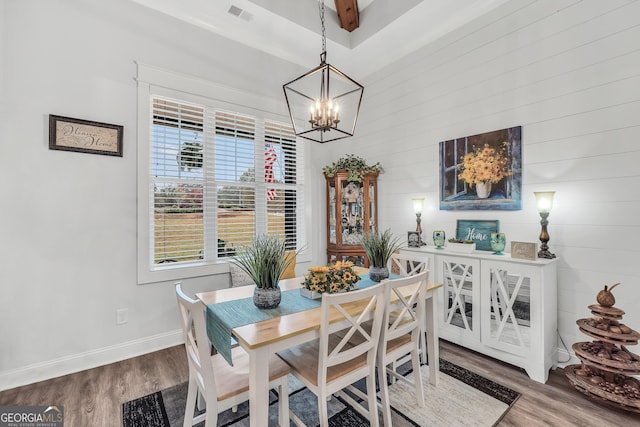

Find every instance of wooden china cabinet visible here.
[325,170,378,266]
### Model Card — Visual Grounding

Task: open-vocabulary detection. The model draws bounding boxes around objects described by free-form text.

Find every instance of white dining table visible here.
[197,274,442,427]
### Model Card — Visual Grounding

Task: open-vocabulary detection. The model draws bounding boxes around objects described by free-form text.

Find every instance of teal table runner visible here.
[205,274,386,365]
[206,288,321,365]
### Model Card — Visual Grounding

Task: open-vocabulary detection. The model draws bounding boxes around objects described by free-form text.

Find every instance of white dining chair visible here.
[335,272,428,426]
[175,283,291,427]
[388,252,429,277]
[277,283,386,427]
[388,252,432,364]
[377,272,428,426]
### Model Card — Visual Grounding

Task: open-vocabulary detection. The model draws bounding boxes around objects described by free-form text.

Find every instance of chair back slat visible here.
[175,283,217,396]
[318,284,385,379]
[380,272,428,352]
[388,253,429,276]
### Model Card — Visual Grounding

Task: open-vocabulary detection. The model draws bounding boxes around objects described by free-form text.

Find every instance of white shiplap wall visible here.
[321,0,640,361]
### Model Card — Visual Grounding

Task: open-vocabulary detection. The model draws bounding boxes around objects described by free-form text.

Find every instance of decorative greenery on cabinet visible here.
[323,154,382,183]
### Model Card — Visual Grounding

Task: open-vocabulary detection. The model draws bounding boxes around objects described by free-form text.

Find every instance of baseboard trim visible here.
[0,330,183,392]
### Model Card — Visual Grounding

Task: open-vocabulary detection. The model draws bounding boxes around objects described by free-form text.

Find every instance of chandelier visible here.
[283,0,364,143]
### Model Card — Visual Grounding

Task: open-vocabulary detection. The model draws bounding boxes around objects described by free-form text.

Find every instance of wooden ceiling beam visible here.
[334,0,359,32]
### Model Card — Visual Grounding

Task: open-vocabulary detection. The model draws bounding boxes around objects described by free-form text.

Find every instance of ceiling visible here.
[129,0,509,80]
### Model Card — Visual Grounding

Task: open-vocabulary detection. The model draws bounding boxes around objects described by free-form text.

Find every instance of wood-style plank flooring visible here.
[1,340,639,426]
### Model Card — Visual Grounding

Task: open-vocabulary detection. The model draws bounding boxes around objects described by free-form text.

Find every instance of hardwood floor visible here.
[0,345,188,427]
[1,340,638,426]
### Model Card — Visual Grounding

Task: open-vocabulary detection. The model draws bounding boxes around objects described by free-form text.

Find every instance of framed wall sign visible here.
[455,219,499,251]
[511,241,538,260]
[49,115,123,157]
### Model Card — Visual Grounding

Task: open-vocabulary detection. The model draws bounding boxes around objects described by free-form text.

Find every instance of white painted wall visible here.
[0,0,311,390]
[340,0,640,364]
[1,0,639,390]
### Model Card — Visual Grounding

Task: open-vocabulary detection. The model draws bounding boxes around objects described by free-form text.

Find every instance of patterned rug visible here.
[122,359,519,427]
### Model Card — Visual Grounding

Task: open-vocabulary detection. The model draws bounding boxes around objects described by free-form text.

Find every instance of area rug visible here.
[122,359,519,427]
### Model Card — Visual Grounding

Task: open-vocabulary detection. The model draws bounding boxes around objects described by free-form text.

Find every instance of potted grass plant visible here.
[230,234,297,309]
[358,229,403,282]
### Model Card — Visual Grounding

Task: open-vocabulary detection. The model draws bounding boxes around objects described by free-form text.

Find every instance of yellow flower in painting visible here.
[458,142,511,186]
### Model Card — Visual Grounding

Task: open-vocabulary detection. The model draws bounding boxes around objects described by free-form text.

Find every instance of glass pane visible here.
[217,184,255,253]
[487,269,531,349]
[153,183,204,263]
[341,180,364,245]
[443,260,474,331]
[340,255,365,266]
[329,182,337,245]
[368,181,376,230]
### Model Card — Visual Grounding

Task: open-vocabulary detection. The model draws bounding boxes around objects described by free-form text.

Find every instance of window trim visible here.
[136,63,309,284]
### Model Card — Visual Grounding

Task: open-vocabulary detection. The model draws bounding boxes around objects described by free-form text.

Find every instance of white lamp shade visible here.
[534,191,555,213]
[412,198,424,214]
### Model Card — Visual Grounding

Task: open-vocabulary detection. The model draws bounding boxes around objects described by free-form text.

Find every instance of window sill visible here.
[137,260,230,285]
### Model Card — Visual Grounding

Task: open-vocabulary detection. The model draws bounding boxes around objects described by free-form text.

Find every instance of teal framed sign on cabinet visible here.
[456,219,499,251]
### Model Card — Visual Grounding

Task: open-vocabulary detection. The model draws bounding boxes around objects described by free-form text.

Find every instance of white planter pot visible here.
[300,288,322,299]
[446,242,477,253]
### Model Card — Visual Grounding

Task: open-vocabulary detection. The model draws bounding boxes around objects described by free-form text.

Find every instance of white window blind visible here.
[149,96,303,268]
[264,121,299,250]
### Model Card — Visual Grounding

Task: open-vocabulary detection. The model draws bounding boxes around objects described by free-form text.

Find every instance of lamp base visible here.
[538,249,556,259]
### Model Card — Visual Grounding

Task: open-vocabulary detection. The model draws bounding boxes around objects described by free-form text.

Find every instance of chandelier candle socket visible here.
[310,98,339,129]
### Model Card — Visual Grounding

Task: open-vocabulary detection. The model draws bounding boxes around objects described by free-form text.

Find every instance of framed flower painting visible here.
[439,126,522,210]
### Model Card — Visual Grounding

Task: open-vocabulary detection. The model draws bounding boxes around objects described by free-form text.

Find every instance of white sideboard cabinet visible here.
[401,246,558,383]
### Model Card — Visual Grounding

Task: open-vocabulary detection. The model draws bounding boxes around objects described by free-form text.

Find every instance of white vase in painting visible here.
[476,181,492,199]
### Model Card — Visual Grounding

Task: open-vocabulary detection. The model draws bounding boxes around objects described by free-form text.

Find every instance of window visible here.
[139,90,305,283]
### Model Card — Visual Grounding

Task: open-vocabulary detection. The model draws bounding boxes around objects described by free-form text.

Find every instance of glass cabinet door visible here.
[340,179,364,246]
[439,255,481,341]
[328,181,337,245]
[368,180,376,231]
[325,171,378,267]
[481,260,535,357]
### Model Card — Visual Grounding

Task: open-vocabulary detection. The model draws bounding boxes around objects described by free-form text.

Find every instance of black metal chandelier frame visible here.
[283,0,364,143]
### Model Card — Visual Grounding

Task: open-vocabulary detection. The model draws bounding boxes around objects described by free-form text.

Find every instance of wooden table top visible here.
[196,275,442,350]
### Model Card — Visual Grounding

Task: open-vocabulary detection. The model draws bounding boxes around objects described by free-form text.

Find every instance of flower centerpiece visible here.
[458,142,511,199]
[300,260,361,299]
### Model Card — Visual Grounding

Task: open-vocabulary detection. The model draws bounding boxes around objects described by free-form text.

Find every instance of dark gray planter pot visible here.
[369,266,389,282]
[253,286,281,309]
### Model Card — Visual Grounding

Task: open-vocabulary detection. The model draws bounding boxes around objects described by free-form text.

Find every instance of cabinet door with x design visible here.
[437,254,481,346]
[480,261,539,358]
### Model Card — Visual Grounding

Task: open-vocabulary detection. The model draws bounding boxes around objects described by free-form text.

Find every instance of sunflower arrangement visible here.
[301,261,361,294]
[458,142,511,186]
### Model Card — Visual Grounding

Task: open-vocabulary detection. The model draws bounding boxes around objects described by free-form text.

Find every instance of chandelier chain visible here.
[319,0,326,57]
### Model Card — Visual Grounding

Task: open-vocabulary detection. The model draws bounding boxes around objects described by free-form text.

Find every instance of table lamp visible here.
[412,198,425,246]
[534,191,556,259]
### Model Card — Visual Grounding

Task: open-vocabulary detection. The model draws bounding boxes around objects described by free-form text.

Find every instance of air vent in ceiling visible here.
[228,5,254,21]
[228,5,242,16]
